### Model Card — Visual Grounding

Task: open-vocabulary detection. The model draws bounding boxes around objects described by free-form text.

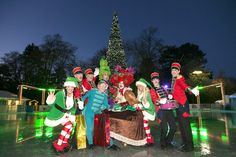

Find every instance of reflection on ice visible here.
[0,111,236,157]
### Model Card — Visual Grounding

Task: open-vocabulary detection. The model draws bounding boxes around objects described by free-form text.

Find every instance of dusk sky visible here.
[0,0,236,77]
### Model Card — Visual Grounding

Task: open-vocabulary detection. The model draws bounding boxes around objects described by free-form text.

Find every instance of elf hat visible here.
[64,77,78,87]
[84,68,93,75]
[136,78,152,88]
[99,57,111,80]
[171,62,181,70]
[150,72,159,80]
[72,67,82,74]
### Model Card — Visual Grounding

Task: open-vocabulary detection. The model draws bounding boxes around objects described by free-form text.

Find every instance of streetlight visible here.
[192,71,203,105]
[192,70,203,75]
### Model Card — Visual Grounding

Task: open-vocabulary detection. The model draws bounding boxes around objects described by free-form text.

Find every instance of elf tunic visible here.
[138,92,156,121]
[81,89,109,145]
[44,90,77,127]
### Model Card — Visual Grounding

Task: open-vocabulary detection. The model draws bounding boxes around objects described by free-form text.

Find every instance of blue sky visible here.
[0,0,236,77]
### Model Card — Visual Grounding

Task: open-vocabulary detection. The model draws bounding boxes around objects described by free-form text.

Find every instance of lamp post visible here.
[192,71,203,75]
[192,70,203,105]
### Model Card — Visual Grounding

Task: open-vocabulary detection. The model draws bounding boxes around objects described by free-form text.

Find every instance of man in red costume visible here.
[169,62,199,152]
[82,68,99,92]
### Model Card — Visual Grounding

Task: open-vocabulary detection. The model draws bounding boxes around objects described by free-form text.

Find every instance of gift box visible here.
[93,113,110,147]
[75,114,86,149]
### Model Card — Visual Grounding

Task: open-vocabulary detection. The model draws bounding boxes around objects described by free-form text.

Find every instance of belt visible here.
[55,104,69,113]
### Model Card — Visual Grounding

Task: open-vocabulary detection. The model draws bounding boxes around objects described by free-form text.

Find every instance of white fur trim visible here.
[143,116,149,121]
[44,117,62,127]
[136,81,147,87]
[44,114,75,127]
[66,96,74,109]
[64,81,76,87]
[142,101,150,108]
[110,131,147,146]
[143,111,156,121]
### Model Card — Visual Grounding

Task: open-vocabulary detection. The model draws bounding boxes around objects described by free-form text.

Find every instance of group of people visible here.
[44,57,199,154]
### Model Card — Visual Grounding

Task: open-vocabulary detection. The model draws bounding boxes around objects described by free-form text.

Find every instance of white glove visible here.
[94,67,99,77]
[191,86,199,96]
[46,91,56,105]
[159,98,167,104]
[78,101,84,110]
[134,103,143,109]
[168,94,173,100]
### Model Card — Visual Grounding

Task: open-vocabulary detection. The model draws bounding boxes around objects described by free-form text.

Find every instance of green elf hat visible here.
[63,76,78,87]
[99,57,111,80]
[136,78,152,88]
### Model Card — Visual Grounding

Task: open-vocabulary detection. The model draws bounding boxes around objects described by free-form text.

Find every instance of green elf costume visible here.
[136,78,156,144]
[44,77,78,153]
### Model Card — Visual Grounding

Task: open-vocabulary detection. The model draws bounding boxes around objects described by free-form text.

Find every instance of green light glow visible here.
[191,127,198,135]
[221,133,229,143]
[38,88,46,91]
[197,86,204,90]
[18,137,23,142]
[191,125,209,142]
[34,112,49,116]
[35,119,44,127]
[199,128,208,137]
[48,89,56,92]
[45,127,53,137]
[35,128,43,137]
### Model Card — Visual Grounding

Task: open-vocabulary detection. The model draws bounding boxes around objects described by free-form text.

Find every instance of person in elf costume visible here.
[44,77,78,153]
[150,72,177,149]
[82,80,120,150]
[82,68,99,92]
[135,78,156,145]
[109,66,139,111]
[169,62,199,152]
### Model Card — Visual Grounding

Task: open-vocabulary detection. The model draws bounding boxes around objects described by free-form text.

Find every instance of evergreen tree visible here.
[107,13,126,72]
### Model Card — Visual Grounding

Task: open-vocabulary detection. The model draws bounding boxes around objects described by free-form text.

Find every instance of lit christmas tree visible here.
[107,13,127,72]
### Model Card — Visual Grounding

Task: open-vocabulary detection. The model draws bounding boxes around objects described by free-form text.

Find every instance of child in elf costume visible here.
[44,77,79,153]
[82,80,109,149]
[135,78,156,145]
